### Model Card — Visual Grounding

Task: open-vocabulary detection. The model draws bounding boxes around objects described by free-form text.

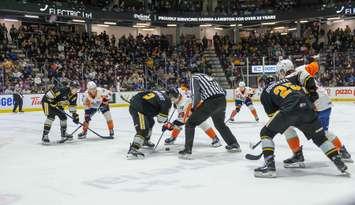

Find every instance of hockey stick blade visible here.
[245,153,263,160]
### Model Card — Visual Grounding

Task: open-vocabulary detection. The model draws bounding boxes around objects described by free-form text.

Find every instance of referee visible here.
[13,84,24,113]
[179,69,241,159]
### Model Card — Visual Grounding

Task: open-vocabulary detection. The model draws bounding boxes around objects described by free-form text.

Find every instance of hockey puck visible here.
[165,147,170,151]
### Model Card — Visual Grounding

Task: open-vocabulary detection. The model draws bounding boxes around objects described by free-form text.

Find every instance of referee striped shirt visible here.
[190,73,225,108]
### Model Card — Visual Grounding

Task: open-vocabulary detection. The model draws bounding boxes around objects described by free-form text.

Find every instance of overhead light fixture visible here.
[274,26,285,30]
[133,25,147,28]
[136,22,150,27]
[97,24,109,27]
[142,28,155,31]
[104,21,116,25]
[261,22,276,25]
[299,20,308,23]
[238,24,243,27]
[333,19,344,23]
[327,16,341,21]
[230,24,236,27]
[214,27,223,30]
[24,15,39,19]
[281,32,288,35]
[3,18,18,22]
[167,24,177,27]
[72,19,85,23]
[288,27,297,31]
[200,24,212,27]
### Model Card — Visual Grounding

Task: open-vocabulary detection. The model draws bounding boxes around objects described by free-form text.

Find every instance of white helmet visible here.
[87,81,97,91]
[276,59,294,78]
[239,81,246,87]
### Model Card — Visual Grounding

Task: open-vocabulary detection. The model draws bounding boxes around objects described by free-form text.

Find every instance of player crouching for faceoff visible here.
[127,90,172,159]
[77,81,114,139]
[41,81,80,144]
[276,59,352,167]
[254,76,348,178]
[229,81,259,122]
[162,87,222,147]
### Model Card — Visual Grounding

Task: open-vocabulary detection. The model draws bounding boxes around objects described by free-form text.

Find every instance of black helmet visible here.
[258,75,275,88]
[69,80,80,89]
[166,87,180,99]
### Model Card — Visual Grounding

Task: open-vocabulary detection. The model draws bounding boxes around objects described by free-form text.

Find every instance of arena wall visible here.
[1,87,354,113]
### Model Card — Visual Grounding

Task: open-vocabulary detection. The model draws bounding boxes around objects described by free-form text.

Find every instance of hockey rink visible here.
[0,102,354,205]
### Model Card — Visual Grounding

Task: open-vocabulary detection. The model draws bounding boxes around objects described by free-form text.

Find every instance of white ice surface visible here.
[0,102,354,205]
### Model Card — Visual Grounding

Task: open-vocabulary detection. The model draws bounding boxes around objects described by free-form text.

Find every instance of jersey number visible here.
[142,93,155,100]
[273,83,301,98]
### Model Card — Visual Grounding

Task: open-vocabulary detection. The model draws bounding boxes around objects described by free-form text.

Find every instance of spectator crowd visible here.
[0,21,354,94]
[0,23,206,94]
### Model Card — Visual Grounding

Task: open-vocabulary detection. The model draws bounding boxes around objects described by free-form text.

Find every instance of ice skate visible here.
[211,137,222,148]
[283,147,305,168]
[254,156,276,178]
[178,148,192,160]
[41,135,50,145]
[225,142,241,152]
[331,155,349,176]
[127,145,144,160]
[78,131,87,139]
[142,139,155,149]
[340,146,353,163]
[164,136,176,145]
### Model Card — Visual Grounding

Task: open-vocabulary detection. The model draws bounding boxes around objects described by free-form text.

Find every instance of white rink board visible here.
[1,87,354,111]
[0,102,354,205]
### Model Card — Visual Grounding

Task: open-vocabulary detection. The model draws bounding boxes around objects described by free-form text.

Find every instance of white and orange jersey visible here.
[173,87,195,123]
[314,82,332,112]
[235,86,254,101]
[83,87,112,109]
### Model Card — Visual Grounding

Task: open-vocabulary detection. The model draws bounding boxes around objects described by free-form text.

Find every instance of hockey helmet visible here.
[276,59,294,79]
[238,81,246,87]
[69,80,80,93]
[166,87,180,101]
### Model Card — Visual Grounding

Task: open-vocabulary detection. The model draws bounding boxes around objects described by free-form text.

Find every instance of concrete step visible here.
[211,72,225,77]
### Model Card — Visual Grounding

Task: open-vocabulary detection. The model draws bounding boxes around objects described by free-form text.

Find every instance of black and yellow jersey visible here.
[42,86,77,109]
[130,91,171,118]
[260,78,304,117]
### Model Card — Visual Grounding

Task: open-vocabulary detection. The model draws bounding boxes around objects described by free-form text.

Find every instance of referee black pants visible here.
[13,94,23,112]
[185,95,238,152]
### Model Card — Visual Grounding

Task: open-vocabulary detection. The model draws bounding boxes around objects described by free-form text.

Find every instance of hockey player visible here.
[229,81,259,122]
[127,90,172,159]
[255,76,348,178]
[41,81,80,144]
[77,81,114,139]
[276,60,352,167]
[162,87,222,147]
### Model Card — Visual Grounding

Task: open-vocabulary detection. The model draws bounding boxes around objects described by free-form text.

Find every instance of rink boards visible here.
[1,87,355,113]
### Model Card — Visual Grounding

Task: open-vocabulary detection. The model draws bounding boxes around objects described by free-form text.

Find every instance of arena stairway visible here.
[203,49,231,89]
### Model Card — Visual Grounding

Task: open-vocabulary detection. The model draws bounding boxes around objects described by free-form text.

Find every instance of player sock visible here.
[287,136,301,153]
[229,110,237,120]
[171,128,180,138]
[204,128,217,139]
[331,137,343,151]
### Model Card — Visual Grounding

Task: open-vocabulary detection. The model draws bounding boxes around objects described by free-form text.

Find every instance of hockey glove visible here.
[162,122,174,132]
[102,97,109,105]
[72,113,80,124]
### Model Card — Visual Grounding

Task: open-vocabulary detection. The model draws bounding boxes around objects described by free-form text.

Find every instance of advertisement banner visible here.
[1,88,354,112]
[251,65,277,73]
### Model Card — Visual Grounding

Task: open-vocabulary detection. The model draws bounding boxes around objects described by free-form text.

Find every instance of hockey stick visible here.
[249,140,261,150]
[120,95,131,104]
[245,153,263,160]
[153,108,176,152]
[58,108,114,139]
